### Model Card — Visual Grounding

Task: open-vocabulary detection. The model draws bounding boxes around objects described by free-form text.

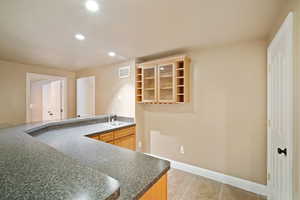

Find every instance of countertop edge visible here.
[134,163,170,200]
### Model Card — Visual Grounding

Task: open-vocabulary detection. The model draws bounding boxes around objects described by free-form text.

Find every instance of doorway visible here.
[76,76,95,117]
[26,73,67,123]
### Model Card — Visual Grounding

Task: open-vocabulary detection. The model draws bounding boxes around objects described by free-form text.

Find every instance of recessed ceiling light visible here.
[85,0,99,12]
[108,52,116,57]
[75,34,85,41]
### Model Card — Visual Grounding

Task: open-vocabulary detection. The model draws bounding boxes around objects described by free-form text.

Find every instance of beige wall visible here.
[0,60,76,127]
[270,1,300,199]
[76,60,136,118]
[137,40,267,184]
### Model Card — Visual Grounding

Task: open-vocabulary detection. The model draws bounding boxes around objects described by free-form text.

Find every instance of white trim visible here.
[145,153,267,196]
[26,73,68,123]
[267,12,294,200]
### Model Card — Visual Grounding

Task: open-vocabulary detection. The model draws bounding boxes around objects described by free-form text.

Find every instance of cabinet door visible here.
[99,132,114,142]
[158,63,176,103]
[142,65,157,103]
[114,135,136,150]
[114,126,135,139]
[140,174,167,200]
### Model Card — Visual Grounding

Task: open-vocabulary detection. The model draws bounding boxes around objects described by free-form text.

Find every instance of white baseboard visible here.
[145,153,268,196]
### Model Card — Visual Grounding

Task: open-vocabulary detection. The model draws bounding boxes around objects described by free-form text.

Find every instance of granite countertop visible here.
[0,115,170,200]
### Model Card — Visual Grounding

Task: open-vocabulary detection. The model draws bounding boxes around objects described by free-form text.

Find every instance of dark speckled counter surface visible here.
[0,115,170,200]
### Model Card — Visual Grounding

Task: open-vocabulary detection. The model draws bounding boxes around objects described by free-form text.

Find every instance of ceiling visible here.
[0,0,284,71]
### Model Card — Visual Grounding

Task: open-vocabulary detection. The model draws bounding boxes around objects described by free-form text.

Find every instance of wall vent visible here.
[119,66,130,79]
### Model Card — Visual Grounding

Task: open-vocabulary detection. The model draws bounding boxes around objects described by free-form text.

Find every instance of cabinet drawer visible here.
[99,132,114,142]
[114,135,136,150]
[114,126,135,139]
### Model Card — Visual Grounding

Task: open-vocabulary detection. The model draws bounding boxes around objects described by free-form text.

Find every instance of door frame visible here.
[267,12,293,200]
[26,73,68,123]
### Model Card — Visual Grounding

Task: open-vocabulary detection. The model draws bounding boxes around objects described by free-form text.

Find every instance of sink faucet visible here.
[108,114,115,123]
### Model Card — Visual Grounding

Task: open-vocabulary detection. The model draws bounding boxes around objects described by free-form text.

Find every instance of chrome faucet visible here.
[108,114,115,123]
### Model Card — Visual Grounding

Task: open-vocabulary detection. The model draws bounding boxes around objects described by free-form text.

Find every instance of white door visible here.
[267,12,293,200]
[42,80,62,121]
[76,76,95,117]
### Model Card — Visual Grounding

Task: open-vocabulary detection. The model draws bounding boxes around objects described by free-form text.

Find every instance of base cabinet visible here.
[140,174,167,200]
[114,135,136,150]
[88,126,136,151]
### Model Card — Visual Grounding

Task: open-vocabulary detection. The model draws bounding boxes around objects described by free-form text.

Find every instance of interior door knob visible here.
[277,148,287,156]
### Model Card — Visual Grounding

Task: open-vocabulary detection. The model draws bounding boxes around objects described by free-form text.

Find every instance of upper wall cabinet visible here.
[136,55,190,104]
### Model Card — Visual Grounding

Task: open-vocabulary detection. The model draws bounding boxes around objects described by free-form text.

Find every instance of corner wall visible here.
[138,40,268,184]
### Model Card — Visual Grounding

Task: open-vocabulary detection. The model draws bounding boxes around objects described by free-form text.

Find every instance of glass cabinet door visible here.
[142,65,157,102]
[158,63,175,102]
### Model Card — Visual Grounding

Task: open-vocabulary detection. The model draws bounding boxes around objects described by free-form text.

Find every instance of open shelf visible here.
[160,75,173,78]
[144,77,155,80]
[136,67,143,103]
[161,87,173,90]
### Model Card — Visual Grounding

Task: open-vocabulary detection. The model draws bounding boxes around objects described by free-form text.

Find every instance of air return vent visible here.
[119,66,130,78]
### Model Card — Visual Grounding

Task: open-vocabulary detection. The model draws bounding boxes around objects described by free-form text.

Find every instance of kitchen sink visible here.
[102,121,125,128]
[109,121,125,126]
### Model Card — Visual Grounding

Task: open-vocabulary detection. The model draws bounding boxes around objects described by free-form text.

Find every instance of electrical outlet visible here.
[180,145,185,154]
[138,141,142,149]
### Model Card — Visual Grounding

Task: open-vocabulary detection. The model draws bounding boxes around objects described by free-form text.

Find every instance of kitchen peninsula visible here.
[0,115,170,200]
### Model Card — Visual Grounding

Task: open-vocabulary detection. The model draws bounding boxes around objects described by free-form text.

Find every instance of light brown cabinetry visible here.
[114,135,136,150]
[88,126,136,151]
[99,132,114,142]
[114,126,135,139]
[140,174,168,200]
[158,63,176,103]
[136,55,190,104]
[142,65,157,103]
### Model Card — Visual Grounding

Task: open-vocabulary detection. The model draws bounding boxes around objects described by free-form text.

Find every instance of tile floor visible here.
[168,168,266,200]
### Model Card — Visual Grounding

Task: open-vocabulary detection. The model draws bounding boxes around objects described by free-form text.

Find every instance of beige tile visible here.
[220,184,259,200]
[168,168,262,200]
[168,169,196,200]
[181,176,221,200]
